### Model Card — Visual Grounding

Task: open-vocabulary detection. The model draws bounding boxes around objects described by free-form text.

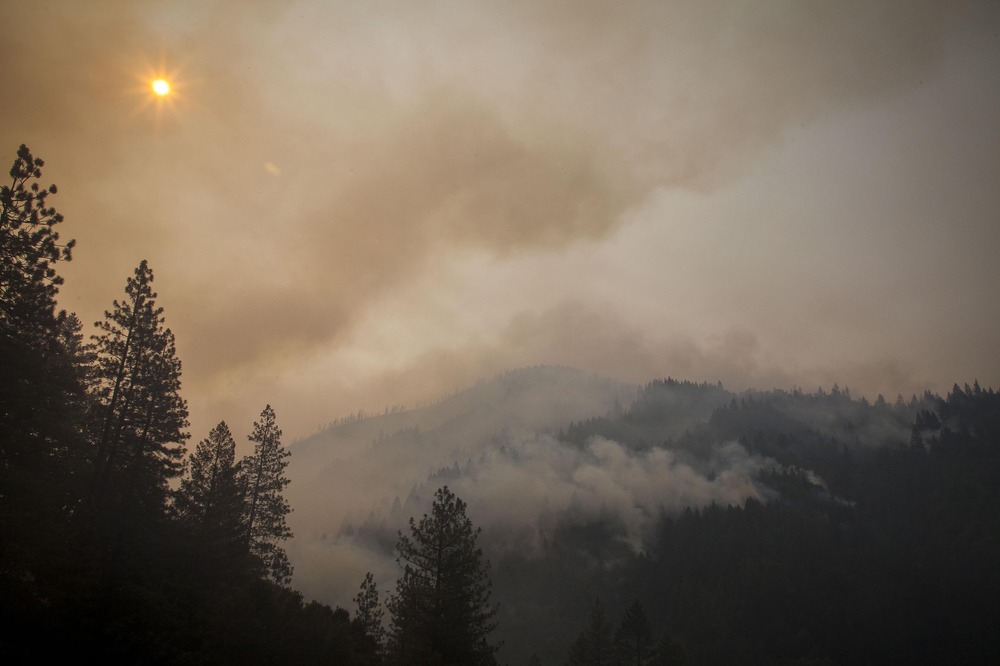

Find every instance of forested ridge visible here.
[4,145,1000,664]
[491,379,1000,664]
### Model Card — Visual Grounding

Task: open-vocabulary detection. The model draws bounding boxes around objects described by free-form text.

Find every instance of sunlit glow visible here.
[152,79,171,96]
[130,56,193,127]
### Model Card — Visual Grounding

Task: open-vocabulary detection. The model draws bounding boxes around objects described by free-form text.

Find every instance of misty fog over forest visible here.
[3,1,1000,664]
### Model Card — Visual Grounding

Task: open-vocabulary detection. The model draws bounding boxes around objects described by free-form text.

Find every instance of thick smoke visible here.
[290,430,777,609]
[284,362,922,609]
[452,435,770,550]
[2,0,985,444]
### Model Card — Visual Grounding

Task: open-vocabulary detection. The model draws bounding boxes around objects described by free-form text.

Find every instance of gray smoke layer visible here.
[288,425,775,609]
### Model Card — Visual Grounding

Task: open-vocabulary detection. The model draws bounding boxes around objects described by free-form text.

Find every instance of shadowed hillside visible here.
[286,371,999,665]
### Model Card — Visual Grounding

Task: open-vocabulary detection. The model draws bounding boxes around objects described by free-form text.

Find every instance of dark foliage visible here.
[614,599,653,666]
[90,260,189,522]
[387,486,498,665]
[239,404,293,584]
[1,145,360,663]
[565,598,614,665]
[502,379,1000,665]
[354,571,386,664]
[175,421,249,577]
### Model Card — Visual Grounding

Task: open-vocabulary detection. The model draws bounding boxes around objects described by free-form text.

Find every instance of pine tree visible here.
[565,598,614,666]
[354,571,386,664]
[90,260,188,516]
[0,144,87,590]
[614,600,653,666]
[176,421,245,566]
[0,144,74,337]
[387,486,498,665]
[0,144,83,473]
[239,405,292,584]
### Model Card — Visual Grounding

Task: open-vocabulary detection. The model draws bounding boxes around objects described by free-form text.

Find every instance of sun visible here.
[130,56,194,126]
[151,78,171,96]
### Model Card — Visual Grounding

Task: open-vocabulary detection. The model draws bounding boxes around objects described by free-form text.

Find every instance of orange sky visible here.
[2,0,998,447]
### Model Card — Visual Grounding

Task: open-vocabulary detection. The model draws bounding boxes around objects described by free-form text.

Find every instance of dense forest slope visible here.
[288,369,1000,664]
[498,380,1000,664]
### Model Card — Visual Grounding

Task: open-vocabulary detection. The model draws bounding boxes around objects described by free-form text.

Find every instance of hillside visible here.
[286,372,1000,664]
[284,366,636,602]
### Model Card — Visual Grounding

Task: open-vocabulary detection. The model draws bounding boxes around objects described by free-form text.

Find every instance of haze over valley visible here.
[3,1,999,663]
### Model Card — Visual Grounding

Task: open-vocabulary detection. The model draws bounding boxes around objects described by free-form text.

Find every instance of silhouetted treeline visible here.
[0,145,367,662]
[2,145,502,664]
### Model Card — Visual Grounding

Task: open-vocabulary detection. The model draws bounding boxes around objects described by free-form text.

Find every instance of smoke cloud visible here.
[289,429,776,610]
[2,0,996,445]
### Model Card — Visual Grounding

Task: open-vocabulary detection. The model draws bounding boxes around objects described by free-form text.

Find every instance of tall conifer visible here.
[0,144,86,583]
[90,260,188,516]
[355,571,386,663]
[0,144,74,336]
[615,600,653,666]
[239,405,292,584]
[387,486,498,665]
[176,421,245,566]
[566,599,614,666]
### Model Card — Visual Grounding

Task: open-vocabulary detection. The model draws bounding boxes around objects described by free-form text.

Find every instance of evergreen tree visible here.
[239,405,293,584]
[615,600,653,666]
[90,260,188,516]
[0,145,88,636]
[387,485,498,665]
[565,598,614,666]
[0,144,74,336]
[0,144,84,484]
[354,571,386,664]
[176,421,245,566]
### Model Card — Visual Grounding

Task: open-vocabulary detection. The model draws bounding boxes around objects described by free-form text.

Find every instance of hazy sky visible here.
[3,0,998,445]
